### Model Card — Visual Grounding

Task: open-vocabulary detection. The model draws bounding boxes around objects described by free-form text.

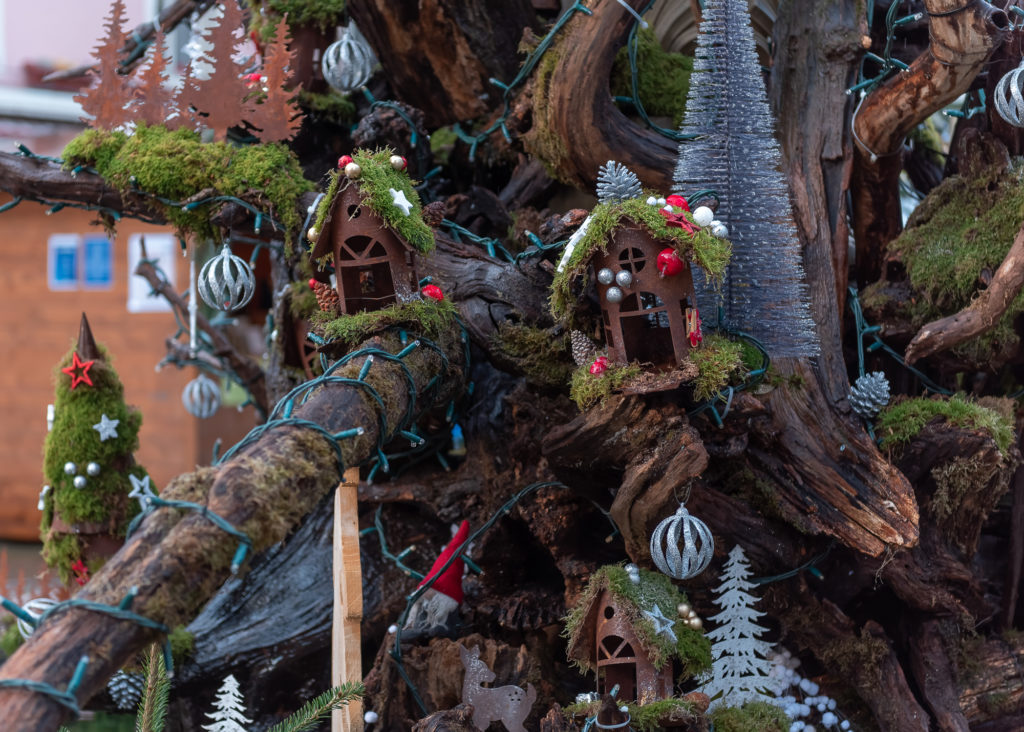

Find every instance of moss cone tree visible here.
[40,314,148,583]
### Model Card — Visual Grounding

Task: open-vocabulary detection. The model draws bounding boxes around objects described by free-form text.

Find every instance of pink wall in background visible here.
[2,0,151,84]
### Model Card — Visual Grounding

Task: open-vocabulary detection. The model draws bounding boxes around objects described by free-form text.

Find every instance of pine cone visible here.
[108,670,145,710]
[421,200,447,228]
[596,160,642,204]
[849,372,890,418]
[313,281,340,315]
[570,330,596,367]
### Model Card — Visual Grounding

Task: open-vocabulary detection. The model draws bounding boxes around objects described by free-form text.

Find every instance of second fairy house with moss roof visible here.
[309,149,435,315]
[552,162,731,370]
[565,565,711,705]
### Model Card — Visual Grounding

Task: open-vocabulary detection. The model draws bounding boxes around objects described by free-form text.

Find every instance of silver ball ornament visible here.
[687,617,703,630]
[198,244,255,312]
[710,221,729,238]
[693,206,714,227]
[321,23,377,93]
[63,462,76,475]
[597,268,615,285]
[344,162,362,179]
[994,61,1024,128]
[615,270,634,288]
[86,462,101,476]
[677,602,691,618]
[605,286,624,304]
[182,374,221,419]
[650,502,714,580]
[73,475,87,489]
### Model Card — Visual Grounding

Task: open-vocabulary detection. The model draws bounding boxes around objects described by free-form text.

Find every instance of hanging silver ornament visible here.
[615,270,634,288]
[73,475,87,489]
[182,374,221,419]
[321,23,377,93]
[597,268,615,285]
[63,462,76,475]
[995,61,1024,128]
[650,502,714,580]
[17,597,58,639]
[86,462,101,476]
[198,244,255,312]
[849,371,890,418]
[605,286,624,303]
[710,221,729,238]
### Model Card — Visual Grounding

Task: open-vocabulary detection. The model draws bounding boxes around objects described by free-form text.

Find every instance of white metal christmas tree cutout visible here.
[703,544,774,710]
[202,674,253,732]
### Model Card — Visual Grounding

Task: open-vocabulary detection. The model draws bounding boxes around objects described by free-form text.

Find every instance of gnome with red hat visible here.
[405,520,470,635]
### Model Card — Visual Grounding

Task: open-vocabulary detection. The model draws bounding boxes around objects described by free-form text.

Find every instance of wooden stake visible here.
[333,467,363,732]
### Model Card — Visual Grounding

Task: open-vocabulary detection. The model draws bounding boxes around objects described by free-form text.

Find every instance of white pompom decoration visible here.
[693,205,715,226]
[322,23,377,93]
[198,244,255,312]
[649,502,714,580]
[182,374,221,419]
[364,711,379,724]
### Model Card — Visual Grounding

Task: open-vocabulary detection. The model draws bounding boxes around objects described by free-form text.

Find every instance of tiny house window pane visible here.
[48,234,79,290]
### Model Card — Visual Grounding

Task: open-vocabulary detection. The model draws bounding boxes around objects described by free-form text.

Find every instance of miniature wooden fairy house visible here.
[564,565,711,705]
[552,195,731,370]
[308,149,435,315]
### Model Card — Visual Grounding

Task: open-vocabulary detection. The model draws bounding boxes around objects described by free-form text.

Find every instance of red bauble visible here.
[338,155,354,169]
[589,356,609,376]
[657,248,685,277]
[422,284,444,301]
[665,194,690,212]
[308,278,318,289]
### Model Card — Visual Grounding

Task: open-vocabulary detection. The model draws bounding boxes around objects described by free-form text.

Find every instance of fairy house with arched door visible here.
[308,150,435,315]
[551,197,730,370]
[564,565,711,705]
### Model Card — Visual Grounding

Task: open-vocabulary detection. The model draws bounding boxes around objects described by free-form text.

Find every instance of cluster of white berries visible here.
[770,649,852,731]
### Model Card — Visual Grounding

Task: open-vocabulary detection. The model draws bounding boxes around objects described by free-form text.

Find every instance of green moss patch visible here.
[564,565,712,679]
[564,698,698,731]
[247,0,347,42]
[691,334,748,401]
[709,701,789,732]
[311,297,458,349]
[882,161,1024,361]
[523,45,572,183]
[569,362,642,410]
[876,394,1015,456]
[490,323,574,387]
[297,89,357,125]
[611,28,692,128]
[550,198,731,322]
[312,149,434,257]
[63,124,313,242]
[289,279,319,320]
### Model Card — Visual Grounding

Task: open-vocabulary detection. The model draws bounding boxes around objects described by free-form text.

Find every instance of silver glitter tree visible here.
[672,0,818,357]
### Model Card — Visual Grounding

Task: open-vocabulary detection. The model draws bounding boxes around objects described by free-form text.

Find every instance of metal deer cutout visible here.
[459,645,536,732]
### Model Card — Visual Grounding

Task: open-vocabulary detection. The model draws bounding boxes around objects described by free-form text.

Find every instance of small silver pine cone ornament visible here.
[570,330,597,367]
[596,161,642,204]
[107,670,145,710]
[850,371,890,418]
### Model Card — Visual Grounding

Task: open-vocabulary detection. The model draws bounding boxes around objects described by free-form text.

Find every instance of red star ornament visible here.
[61,351,95,390]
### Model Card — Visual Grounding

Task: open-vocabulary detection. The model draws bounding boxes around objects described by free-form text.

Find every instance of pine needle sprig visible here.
[135,644,169,732]
[266,682,365,732]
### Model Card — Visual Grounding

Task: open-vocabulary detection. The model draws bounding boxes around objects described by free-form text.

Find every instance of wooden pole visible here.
[333,467,363,732]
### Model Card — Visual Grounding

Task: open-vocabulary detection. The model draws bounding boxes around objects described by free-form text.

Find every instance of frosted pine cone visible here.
[849,372,890,418]
[596,161,642,204]
[108,669,145,710]
[570,330,597,367]
[313,281,340,315]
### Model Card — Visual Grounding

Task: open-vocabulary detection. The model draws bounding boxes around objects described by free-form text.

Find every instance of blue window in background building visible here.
[82,235,113,289]
[47,234,79,291]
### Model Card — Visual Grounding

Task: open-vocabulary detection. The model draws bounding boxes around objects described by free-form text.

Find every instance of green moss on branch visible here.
[876,394,1015,456]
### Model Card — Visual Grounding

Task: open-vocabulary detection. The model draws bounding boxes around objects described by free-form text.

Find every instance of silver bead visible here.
[73,475,87,489]
[693,206,714,227]
[182,374,221,419]
[650,502,714,580]
[615,270,634,288]
[597,268,615,285]
[677,602,691,618]
[198,244,255,312]
[63,462,76,475]
[86,462,101,477]
[605,286,624,304]
[321,23,377,94]
[687,617,703,630]
[710,221,729,238]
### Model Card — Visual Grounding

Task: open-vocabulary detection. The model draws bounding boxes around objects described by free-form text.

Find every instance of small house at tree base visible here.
[310,183,420,315]
[592,219,699,369]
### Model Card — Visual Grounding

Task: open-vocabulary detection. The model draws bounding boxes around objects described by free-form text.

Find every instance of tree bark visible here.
[0,331,465,731]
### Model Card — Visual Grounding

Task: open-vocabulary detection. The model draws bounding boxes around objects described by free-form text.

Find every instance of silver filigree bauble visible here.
[182,374,221,419]
[322,23,377,94]
[650,502,714,580]
[17,597,57,639]
[995,61,1024,127]
[198,244,255,312]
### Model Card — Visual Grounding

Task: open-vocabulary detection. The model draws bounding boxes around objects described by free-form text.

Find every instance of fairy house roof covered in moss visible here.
[565,565,711,678]
[310,148,435,261]
[550,197,731,321]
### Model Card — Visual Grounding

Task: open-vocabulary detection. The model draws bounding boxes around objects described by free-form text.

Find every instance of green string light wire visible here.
[0,657,89,716]
[687,320,771,428]
[847,0,922,97]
